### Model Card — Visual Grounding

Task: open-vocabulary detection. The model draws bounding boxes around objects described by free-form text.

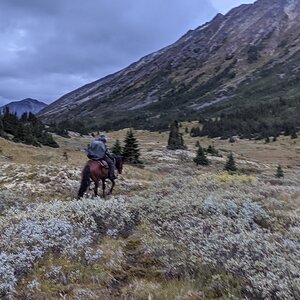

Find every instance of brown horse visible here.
[77,155,123,198]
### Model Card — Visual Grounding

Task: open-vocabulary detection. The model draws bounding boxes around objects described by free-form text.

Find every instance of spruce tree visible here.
[111,139,122,156]
[190,126,201,137]
[122,129,141,164]
[229,136,235,143]
[207,145,219,156]
[63,151,68,161]
[167,120,186,150]
[224,152,237,173]
[0,118,3,136]
[275,165,284,178]
[20,112,28,123]
[291,131,298,139]
[194,146,209,165]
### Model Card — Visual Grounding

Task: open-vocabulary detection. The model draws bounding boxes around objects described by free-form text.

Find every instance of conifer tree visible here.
[111,139,122,156]
[275,165,284,178]
[122,129,141,164]
[229,136,235,143]
[20,112,28,123]
[194,146,209,165]
[224,152,237,173]
[291,131,298,139]
[207,145,219,156]
[0,118,3,135]
[167,120,186,150]
[190,126,201,137]
[63,151,68,161]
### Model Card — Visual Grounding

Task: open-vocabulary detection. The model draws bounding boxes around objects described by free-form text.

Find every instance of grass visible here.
[0,128,300,299]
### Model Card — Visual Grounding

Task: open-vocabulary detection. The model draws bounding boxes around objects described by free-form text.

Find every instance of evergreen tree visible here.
[229,136,235,143]
[224,152,237,173]
[122,129,141,164]
[291,131,298,139]
[195,140,200,148]
[63,151,68,161]
[0,118,3,135]
[20,112,28,123]
[2,107,19,135]
[190,126,201,137]
[207,145,219,156]
[111,139,122,155]
[167,120,186,150]
[194,146,209,165]
[275,165,284,178]
[0,109,59,148]
[38,131,59,148]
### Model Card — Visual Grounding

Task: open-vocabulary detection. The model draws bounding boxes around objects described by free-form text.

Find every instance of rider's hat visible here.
[98,134,107,143]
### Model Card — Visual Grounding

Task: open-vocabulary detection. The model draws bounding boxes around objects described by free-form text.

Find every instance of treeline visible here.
[193,97,300,139]
[0,108,59,147]
[48,119,89,137]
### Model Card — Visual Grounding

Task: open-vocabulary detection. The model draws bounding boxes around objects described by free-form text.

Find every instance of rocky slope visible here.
[39,0,300,130]
[1,98,48,117]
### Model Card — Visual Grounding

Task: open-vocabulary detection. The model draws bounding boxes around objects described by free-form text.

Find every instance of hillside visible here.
[1,98,48,117]
[0,128,299,299]
[39,0,300,132]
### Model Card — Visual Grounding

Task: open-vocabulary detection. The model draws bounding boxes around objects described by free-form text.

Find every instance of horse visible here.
[77,155,123,198]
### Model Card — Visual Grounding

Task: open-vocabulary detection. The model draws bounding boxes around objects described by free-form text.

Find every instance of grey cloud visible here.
[0,0,217,105]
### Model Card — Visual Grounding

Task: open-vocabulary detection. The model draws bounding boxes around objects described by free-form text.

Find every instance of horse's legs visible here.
[107,179,115,195]
[102,179,106,198]
[94,180,99,197]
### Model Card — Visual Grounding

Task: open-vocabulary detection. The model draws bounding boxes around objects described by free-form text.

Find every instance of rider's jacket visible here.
[87,140,107,160]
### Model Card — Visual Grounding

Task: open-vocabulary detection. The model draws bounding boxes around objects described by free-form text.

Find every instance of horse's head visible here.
[114,155,123,174]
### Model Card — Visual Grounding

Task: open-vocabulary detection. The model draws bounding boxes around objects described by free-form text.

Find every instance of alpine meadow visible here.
[0,0,300,299]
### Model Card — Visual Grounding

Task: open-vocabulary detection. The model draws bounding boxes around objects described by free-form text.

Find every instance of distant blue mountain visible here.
[0,98,48,117]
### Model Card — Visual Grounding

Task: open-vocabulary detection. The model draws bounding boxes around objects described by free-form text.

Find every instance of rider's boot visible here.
[109,167,116,180]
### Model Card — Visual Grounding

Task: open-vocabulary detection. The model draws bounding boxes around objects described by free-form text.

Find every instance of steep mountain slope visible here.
[39,0,300,130]
[1,98,48,117]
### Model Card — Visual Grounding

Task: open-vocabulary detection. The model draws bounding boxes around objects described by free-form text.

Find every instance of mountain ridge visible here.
[39,0,300,131]
[1,98,48,117]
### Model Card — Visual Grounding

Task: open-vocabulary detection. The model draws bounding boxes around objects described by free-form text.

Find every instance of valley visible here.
[0,127,299,299]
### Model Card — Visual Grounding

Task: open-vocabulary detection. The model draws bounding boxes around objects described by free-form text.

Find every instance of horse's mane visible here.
[113,155,123,164]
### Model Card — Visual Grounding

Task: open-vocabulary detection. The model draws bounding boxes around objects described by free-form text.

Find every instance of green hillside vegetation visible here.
[51,50,300,138]
[200,50,300,138]
[0,108,59,148]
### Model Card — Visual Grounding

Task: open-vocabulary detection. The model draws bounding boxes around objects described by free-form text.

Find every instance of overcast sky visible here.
[0,0,255,106]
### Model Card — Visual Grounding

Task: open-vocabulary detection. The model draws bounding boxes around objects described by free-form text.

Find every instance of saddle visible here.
[97,159,109,169]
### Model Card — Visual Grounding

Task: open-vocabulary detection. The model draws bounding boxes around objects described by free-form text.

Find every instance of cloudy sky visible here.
[0,0,255,106]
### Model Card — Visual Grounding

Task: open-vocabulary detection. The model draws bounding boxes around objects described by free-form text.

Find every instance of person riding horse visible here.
[87,134,116,180]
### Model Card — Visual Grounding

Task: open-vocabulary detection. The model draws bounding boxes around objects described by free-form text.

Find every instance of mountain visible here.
[1,98,48,117]
[39,0,300,132]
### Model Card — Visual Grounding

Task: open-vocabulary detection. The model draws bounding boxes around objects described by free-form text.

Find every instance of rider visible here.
[87,134,116,180]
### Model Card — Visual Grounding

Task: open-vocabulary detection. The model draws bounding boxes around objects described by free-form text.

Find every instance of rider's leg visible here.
[105,156,116,179]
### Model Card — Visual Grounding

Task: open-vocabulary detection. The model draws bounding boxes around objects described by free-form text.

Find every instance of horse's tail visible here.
[78,165,91,198]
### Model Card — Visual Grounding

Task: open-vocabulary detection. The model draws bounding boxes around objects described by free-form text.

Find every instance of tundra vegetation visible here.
[0,124,299,300]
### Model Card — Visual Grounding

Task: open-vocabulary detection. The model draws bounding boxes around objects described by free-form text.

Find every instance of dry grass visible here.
[1,129,300,299]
